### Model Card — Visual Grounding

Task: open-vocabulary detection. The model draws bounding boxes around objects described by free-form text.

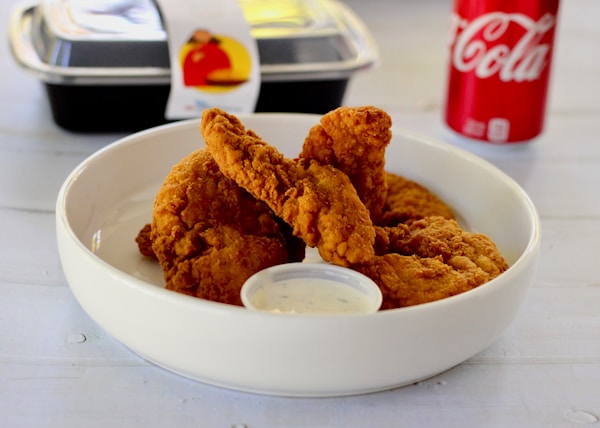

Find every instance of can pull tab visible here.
[156,0,261,119]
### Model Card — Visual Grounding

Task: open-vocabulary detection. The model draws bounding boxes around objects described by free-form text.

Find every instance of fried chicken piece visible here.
[201,107,375,267]
[384,217,507,276]
[149,148,303,306]
[300,106,392,223]
[135,223,156,259]
[354,216,508,308]
[379,172,455,226]
[137,218,304,264]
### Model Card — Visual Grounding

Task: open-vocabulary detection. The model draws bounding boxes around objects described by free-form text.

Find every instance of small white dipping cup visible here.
[241,263,383,315]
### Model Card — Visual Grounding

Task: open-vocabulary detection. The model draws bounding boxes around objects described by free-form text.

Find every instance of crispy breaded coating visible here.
[136,106,509,310]
[384,216,507,277]
[135,223,156,259]
[201,107,375,266]
[300,106,392,223]
[354,217,508,308]
[150,148,300,305]
[379,172,455,226]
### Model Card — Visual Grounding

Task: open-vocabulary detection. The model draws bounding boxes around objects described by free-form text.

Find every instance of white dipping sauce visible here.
[241,262,382,315]
[251,277,371,314]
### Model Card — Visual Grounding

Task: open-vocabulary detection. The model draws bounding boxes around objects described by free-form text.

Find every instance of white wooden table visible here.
[1,0,599,426]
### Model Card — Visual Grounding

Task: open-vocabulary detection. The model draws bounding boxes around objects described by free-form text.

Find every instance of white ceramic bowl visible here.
[56,114,540,397]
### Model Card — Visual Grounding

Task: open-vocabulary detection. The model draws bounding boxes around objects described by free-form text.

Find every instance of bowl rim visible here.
[56,114,541,320]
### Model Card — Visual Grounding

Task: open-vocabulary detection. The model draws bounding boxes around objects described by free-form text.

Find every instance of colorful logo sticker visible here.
[180,29,252,92]
[157,0,260,118]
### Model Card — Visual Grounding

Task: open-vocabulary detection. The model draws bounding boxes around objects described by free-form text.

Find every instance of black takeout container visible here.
[9,0,378,132]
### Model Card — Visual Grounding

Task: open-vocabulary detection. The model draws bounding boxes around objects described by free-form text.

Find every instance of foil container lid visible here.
[10,0,378,85]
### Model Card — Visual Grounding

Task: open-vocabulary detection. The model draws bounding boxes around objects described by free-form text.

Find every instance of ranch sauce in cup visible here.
[241,263,382,315]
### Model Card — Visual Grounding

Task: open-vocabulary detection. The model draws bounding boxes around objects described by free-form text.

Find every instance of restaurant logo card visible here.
[156,0,260,119]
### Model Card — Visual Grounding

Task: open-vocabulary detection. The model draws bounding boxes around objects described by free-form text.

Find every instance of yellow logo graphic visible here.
[180,29,252,93]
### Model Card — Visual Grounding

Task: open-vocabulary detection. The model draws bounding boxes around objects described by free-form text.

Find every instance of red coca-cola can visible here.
[444,0,560,143]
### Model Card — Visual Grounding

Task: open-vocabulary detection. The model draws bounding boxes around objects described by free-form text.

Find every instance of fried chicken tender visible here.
[300,106,392,223]
[354,216,508,308]
[148,148,303,306]
[135,223,155,259]
[379,172,455,226]
[200,107,375,267]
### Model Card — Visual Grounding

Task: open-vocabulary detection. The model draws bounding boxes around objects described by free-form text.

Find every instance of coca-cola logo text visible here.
[449,12,556,82]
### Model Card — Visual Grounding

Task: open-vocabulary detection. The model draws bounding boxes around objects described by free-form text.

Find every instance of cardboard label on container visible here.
[156,0,260,119]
